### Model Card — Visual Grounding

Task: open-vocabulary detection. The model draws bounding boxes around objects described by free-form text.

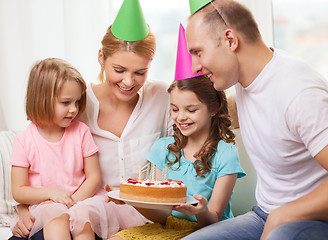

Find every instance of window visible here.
[272,0,328,80]
[112,0,189,83]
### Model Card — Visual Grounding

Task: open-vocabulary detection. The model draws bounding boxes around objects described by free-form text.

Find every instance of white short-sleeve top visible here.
[81,80,173,187]
[235,48,328,213]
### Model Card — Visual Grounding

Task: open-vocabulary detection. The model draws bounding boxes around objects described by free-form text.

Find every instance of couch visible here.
[231,128,257,216]
[0,129,256,239]
[0,131,17,239]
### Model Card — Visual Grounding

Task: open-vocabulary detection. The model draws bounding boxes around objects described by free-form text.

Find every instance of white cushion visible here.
[0,131,17,227]
[0,226,13,239]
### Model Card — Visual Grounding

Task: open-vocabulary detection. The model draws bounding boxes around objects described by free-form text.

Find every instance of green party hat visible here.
[111,0,149,41]
[189,0,213,14]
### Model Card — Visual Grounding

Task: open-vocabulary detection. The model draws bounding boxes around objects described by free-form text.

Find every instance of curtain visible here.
[0,0,113,131]
[0,0,273,132]
[240,0,273,46]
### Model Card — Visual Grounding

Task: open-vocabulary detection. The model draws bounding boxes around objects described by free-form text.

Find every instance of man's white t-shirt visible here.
[235,48,328,213]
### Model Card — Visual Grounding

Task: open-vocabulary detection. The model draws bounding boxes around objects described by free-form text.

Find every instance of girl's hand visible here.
[104,184,125,204]
[172,194,208,216]
[47,188,74,208]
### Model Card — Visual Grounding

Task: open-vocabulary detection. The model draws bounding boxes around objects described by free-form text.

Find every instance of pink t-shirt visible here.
[10,120,98,194]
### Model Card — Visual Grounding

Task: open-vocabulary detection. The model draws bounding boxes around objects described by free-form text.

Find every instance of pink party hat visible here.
[175,24,203,80]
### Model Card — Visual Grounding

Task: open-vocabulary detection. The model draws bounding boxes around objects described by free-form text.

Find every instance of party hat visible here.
[111,0,149,41]
[175,24,203,81]
[189,0,213,14]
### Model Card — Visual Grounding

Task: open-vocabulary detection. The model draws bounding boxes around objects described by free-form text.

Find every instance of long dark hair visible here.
[167,76,235,177]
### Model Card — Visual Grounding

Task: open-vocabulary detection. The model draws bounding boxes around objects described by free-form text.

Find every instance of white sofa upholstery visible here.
[0,227,12,239]
[231,129,257,216]
[0,131,17,239]
[0,129,256,239]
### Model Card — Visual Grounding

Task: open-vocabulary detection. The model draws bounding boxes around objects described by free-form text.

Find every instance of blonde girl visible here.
[10,58,115,239]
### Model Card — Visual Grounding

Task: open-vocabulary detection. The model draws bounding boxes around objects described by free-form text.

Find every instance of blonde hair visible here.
[26,58,87,126]
[200,0,261,44]
[98,25,156,83]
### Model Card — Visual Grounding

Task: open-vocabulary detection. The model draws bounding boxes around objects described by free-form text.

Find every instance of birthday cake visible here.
[120,178,187,203]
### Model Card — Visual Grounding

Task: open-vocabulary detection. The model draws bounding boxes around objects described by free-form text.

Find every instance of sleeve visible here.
[215,143,246,179]
[79,122,99,158]
[9,134,29,168]
[150,80,174,137]
[146,138,170,170]
[286,88,328,157]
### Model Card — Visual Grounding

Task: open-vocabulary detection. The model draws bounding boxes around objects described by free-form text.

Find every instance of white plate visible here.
[108,190,198,210]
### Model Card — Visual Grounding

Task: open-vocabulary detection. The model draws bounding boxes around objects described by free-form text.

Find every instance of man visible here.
[183,0,328,239]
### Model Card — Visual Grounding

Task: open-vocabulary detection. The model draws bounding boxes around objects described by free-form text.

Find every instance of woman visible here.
[10,0,172,239]
[85,24,172,191]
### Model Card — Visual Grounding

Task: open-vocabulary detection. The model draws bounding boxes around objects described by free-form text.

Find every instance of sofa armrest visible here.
[231,129,257,216]
[0,226,13,239]
[0,131,17,227]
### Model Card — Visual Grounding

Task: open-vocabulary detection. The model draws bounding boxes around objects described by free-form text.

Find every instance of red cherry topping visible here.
[127,178,138,184]
[171,180,183,185]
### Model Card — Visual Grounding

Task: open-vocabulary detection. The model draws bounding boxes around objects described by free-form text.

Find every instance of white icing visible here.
[122,180,186,188]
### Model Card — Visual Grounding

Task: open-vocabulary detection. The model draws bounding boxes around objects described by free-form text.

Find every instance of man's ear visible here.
[224,29,239,51]
[98,49,104,67]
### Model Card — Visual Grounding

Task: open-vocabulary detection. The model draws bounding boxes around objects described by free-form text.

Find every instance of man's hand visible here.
[12,205,35,238]
[261,203,303,240]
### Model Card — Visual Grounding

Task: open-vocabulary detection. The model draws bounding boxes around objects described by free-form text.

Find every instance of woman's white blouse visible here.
[80,81,173,187]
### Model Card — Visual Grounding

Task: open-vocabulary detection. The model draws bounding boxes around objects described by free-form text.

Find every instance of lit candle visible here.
[162,165,165,182]
[138,163,141,181]
[151,163,155,182]
[165,164,168,182]
[154,164,156,181]
[146,162,150,181]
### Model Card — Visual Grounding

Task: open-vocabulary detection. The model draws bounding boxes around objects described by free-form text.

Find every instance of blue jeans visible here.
[182,206,328,240]
[267,220,328,240]
[8,229,44,240]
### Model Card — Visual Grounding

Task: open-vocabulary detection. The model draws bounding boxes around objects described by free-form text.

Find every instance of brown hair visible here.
[199,0,261,44]
[26,58,87,126]
[167,76,235,177]
[98,25,156,83]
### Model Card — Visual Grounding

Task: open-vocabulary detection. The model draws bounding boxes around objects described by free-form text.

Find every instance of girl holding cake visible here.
[9,58,112,239]
[111,24,245,240]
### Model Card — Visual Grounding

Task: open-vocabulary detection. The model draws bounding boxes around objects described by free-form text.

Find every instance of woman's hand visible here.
[47,188,74,208]
[12,204,34,238]
[172,194,208,216]
[104,184,125,204]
